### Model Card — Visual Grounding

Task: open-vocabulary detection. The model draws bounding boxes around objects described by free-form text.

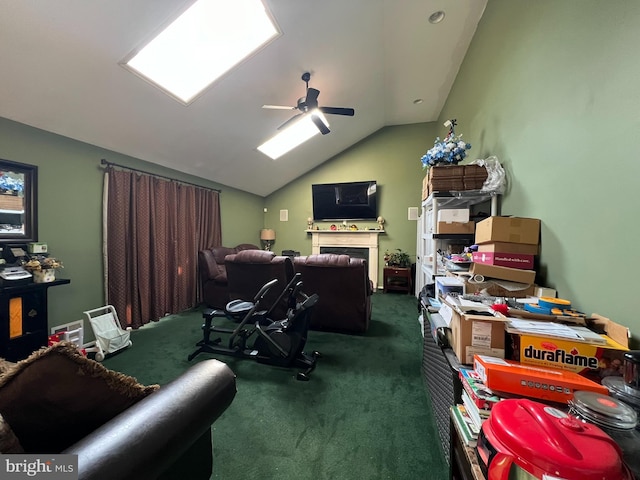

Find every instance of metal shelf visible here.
[415,190,500,296]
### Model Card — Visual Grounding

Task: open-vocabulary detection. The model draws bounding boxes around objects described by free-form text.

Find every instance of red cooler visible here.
[476,398,633,480]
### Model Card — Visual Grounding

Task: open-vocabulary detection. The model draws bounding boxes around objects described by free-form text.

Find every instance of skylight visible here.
[258,112,330,160]
[123,0,280,104]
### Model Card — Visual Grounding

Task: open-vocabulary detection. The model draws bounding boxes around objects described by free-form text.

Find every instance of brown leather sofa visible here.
[225,249,295,320]
[198,244,260,308]
[64,358,236,480]
[293,254,373,333]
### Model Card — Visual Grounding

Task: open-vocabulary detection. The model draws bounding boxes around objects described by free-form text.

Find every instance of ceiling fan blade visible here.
[320,106,355,116]
[311,114,331,135]
[305,88,320,109]
[263,104,297,110]
[277,113,303,130]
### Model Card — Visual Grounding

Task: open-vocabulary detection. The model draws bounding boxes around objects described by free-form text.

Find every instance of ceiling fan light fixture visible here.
[428,10,446,24]
[258,111,329,160]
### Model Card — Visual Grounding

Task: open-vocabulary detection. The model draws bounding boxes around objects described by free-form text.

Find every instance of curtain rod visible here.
[100,159,221,193]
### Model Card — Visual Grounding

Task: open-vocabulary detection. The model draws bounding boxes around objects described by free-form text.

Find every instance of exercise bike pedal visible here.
[296,372,310,381]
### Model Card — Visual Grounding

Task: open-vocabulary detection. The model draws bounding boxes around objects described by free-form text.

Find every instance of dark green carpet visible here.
[103,292,448,479]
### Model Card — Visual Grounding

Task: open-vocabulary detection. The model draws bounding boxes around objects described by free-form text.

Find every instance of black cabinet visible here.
[0,279,70,361]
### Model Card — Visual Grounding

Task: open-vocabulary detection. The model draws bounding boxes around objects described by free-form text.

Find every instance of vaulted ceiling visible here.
[0,0,486,196]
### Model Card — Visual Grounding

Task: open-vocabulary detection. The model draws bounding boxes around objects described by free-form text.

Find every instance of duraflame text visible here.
[523,345,599,370]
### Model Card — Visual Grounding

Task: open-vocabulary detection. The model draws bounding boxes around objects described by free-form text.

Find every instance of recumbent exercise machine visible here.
[187,273,320,380]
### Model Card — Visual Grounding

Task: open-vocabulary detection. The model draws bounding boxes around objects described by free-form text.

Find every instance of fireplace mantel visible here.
[306,230,384,290]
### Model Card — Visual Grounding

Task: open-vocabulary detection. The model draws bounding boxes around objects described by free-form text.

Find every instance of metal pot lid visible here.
[603,376,640,407]
[570,390,637,430]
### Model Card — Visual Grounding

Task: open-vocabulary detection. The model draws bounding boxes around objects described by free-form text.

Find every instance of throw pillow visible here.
[0,358,15,375]
[0,342,159,453]
[0,413,24,454]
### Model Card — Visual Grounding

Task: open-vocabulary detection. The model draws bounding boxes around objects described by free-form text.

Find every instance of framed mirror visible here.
[0,159,37,243]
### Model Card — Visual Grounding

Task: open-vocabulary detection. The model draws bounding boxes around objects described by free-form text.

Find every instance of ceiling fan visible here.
[262,72,355,135]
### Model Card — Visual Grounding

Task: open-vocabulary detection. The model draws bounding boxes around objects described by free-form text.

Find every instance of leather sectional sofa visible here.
[198,243,260,308]
[66,358,236,480]
[0,342,236,480]
[293,254,372,333]
[199,247,373,333]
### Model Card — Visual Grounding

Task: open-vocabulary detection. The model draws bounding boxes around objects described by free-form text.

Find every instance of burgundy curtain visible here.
[105,166,221,328]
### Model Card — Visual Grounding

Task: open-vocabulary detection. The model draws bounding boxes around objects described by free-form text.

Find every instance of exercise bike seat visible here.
[225,299,254,316]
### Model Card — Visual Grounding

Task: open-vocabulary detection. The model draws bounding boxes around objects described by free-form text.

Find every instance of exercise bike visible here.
[187,274,320,381]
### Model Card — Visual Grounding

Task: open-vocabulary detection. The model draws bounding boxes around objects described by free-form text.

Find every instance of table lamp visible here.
[260,228,276,251]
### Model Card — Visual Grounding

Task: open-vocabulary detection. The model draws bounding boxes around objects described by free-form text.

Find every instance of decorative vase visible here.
[33,269,56,283]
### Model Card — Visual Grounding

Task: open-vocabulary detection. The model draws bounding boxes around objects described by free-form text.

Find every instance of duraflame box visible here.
[472,251,534,270]
[505,313,630,383]
[473,355,609,404]
[437,221,475,234]
[475,216,540,245]
[470,262,536,285]
[506,331,628,384]
[477,242,539,255]
[439,298,508,364]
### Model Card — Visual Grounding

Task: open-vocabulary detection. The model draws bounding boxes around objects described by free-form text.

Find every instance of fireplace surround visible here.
[307,230,384,290]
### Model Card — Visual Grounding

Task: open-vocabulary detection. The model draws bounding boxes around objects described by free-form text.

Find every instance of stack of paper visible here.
[506,319,606,345]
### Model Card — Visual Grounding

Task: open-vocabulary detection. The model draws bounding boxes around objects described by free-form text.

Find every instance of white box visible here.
[436,277,465,299]
[27,242,48,253]
[437,208,470,223]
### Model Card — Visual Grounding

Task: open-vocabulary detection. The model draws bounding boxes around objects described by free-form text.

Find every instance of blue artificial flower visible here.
[420,133,472,169]
[0,173,24,193]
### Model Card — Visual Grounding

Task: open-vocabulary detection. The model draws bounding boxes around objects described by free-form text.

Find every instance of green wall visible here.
[438,0,640,338]
[264,123,439,286]
[4,0,639,342]
[0,117,264,331]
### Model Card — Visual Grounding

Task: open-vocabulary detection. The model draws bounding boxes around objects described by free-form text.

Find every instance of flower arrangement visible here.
[0,172,24,194]
[384,249,411,268]
[420,119,472,169]
[24,255,63,272]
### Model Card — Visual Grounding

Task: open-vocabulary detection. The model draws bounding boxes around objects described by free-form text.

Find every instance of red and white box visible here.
[472,251,534,270]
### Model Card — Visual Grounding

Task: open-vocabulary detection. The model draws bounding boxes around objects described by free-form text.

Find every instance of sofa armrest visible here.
[64,359,236,480]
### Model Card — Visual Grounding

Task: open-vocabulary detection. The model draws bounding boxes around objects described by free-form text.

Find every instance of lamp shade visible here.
[260,228,276,241]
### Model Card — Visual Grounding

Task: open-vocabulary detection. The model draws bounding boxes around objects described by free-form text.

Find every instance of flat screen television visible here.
[312,181,378,221]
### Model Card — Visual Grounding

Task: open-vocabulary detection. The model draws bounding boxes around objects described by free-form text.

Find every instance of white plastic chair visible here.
[83,305,132,361]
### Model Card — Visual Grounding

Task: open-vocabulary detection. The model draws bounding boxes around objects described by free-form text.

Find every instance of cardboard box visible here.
[463,164,489,180]
[438,208,470,223]
[475,216,540,245]
[506,327,629,384]
[535,286,557,298]
[466,279,536,298]
[470,262,536,285]
[421,175,429,200]
[437,221,475,234]
[473,355,609,404]
[477,242,539,255]
[439,298,508,364]
[429,165,465,178]
[472,251,534,270]
[27,242,48,254]
[447,271,536,298]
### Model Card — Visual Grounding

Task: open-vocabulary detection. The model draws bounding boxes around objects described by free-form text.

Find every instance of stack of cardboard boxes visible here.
[465,216,540,298]
[421,164,489,200]
[437,216,632,385]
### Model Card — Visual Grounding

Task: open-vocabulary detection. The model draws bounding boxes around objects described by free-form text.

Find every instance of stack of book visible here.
[451,404,480,447]
[459,368,504,432]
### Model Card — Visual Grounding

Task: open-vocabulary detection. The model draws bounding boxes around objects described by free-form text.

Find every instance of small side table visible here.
[383,267,412,294]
